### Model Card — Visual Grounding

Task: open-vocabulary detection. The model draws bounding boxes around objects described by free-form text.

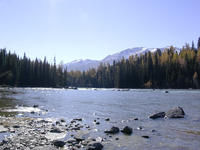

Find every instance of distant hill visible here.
[66,47,180,71]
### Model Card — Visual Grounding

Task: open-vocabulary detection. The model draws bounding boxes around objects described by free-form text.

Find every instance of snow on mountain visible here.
[102,47,158,64]
[66,47,180,71]
[66,59,100,72]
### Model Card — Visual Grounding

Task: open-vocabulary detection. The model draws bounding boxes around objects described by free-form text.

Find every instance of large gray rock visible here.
[165,106,185,118]
[149,112,165,119]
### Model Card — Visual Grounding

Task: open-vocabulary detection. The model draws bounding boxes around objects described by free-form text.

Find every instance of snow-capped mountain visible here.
[66,47,180,71]
[66,59,99,72]
[102,47,158,64]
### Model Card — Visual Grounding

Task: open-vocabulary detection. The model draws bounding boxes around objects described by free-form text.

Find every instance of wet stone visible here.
[149,112,165,119]
[74,136,85,142]
[137,126,143,130]
[53,140,65,147]
[74,118,82,121]
[165,106,185,118]
[12,125,20,129]
[121,126,132,135]
[104,126,120,134]
[55,121,60,125]
[151,129,156,132]
[142,135,150,139]
[50,127,62,133]
[60,119,66,122]
[66,138,77,144]
[87,142,103,150]
[105,118,110,121]
[95,122,100,125]
[33,105,39,108]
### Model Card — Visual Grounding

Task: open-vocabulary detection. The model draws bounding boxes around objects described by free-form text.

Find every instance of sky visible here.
[0,0,200,63]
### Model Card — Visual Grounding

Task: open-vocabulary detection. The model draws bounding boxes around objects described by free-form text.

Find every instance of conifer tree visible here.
[197,37,200,50]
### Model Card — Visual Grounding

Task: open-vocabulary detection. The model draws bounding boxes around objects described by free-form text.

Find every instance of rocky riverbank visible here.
[0,116,107,150]
[0,116,147,150]
[0,106,187,150]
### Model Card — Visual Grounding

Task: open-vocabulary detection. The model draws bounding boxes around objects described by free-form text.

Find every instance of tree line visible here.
[0,50,67,87]
[1,38,200,89]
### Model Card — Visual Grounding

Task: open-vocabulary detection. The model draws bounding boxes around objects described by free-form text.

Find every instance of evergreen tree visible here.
[198,37,200,50]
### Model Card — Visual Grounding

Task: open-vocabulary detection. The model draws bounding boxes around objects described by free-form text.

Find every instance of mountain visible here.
[66,47,180,71]
[66,59,100,72]
[101,47,158,64]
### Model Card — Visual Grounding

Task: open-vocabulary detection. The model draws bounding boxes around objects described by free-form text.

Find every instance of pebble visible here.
[104,126,120,134]
[142,135,150,139]
[105,118,110,121]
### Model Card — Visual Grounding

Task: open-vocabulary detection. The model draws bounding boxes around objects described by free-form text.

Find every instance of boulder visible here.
[53,140,65,147]
[149,112,165,119]
[104,126,119,134]
[50,127,62,133]
[87,142,103,150]
[165,106,185,118]
[121,126,132,135]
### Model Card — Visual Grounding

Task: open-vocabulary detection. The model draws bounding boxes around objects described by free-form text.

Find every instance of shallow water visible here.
[0,88,200,150]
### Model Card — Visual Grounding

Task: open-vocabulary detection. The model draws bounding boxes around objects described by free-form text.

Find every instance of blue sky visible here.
[0,0,199,63]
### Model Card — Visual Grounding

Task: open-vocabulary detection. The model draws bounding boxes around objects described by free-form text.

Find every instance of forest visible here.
[0,51,67,87]
[1,38,200,89]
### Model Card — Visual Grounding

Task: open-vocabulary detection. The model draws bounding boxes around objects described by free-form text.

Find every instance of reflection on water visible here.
[0,87,200,149]
[0,88,19,117]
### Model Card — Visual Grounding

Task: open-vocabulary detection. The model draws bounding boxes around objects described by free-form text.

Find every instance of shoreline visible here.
[0,116,106,150]
[0,106,188,150]
[0,85,199,90]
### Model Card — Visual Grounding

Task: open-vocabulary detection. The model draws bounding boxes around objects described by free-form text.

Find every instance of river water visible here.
[0,88,200,150]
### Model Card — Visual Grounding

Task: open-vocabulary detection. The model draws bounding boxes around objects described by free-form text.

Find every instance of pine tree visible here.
[197,37,200,50]
[192,41,195,50]
[193,72,199,88]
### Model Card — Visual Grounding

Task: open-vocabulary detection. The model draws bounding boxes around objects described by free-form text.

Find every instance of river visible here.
[0,88,200,150]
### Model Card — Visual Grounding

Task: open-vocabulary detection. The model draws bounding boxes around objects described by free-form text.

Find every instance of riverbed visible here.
[0,88,200,150]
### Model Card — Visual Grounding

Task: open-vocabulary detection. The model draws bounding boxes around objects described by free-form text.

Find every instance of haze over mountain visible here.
[66,47,180,71]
